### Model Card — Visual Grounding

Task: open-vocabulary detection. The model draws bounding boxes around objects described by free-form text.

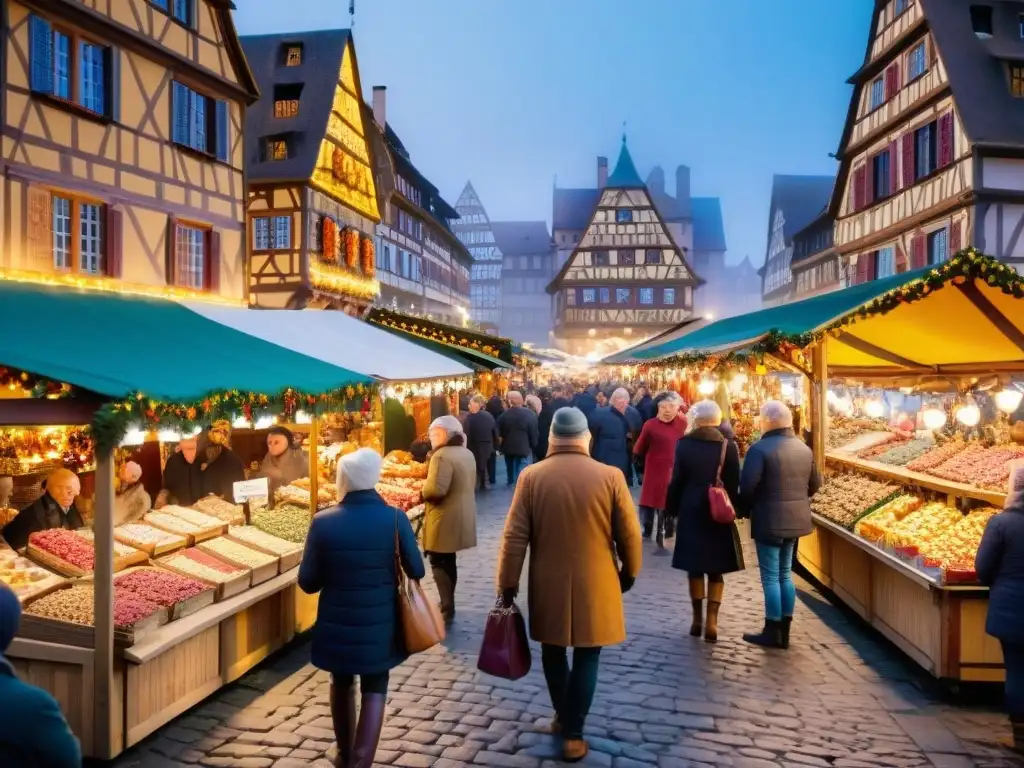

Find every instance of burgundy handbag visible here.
[708,441,736,524]
[477,598,532,680]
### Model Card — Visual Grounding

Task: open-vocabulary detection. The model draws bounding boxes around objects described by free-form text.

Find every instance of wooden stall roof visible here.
[366,308,515,365]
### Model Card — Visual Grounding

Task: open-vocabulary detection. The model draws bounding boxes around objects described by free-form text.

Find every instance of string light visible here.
[922,407,947,431]
[0,268,244,305]
[308,261,379,300]
[157,429,183,443]
[995,388,1023,414]
[955,402,981,427]
[864,399,885,419]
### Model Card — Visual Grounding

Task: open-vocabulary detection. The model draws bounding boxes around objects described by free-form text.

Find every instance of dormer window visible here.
[285,45,303,66]
[273,84,302,118]
[1011,65,1024,98]
[266,136,288,161]
[615,209,633,223]
[970,5,993,38]
[151,0,192,28]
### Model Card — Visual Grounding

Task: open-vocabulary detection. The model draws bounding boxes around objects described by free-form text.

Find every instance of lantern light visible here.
[295,410,313,424]
[921,407,946,431]
[835,396,853,415]
[231,416,251,429]
[157,429,183,443]
[697,379,715,396]
[253,416,275,430]
[864,399,885,419]
[732,372,748,387]
[955,403,981,427]
[995,388,1023,414]
[120,428,147,447]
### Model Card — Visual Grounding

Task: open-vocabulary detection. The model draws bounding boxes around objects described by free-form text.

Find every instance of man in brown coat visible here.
[497,407,642,763]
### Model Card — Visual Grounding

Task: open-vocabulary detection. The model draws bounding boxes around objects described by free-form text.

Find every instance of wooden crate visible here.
[153,555,251,601]
[113,527,188,558]
[195,541,279,587]
[113,566,217,621]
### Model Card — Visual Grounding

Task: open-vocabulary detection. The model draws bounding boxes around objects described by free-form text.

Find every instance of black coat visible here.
[636,395,655,423]
[161,451,202,507]
[465,410,498,473]
[739,428,821,544]
[588,406,633,478]
[666,427,744,575]
[572,391,598,417]
[537,397,572,461]
[485,396,505,421]
[976,500,1024,643]
[298,489,426,675]
[199,448,246,501]
[497,406,538,458]
[3,493,84,550]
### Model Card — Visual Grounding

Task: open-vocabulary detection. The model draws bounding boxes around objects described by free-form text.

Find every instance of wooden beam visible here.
[956,281,1024,354]
[811,341,828,474]
[835,331,932,370]
[92,451,115,758]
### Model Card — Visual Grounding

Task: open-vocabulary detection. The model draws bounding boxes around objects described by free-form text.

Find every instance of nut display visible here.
[811,475,898,529]
[25,584,94,626]
[251,504,310,544]
[192,496,245,523]
[927,444,1024,490]
[199,537,277,569]
[227,525,302,556]
[872,438,935,467]
[276,484,336,508]
[144,511,206,537]
[376,483,422,512]
[905,440,969,472]
[162,548,245,583]
[381,450,428,479]
[114,568,210,608]
[29,529,94,571]
[164,506,226,530]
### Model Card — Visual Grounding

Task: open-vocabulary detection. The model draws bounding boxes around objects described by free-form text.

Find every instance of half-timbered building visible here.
[791,211,840,299]
[241,29,380,311]
[832,0,1024,285]
[547,137,703,357]
[453,181,503,332]
[0,0,259,301]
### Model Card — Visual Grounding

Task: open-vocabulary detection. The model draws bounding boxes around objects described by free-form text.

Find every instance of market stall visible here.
[629,250,1024,683]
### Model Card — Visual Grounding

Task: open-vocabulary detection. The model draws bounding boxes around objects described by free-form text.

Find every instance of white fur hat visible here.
[429,415,464,436]
[336,448,382,493]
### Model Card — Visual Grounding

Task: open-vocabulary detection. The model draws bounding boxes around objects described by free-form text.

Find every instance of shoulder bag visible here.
[394,512,445,653]
[708,441,736,524]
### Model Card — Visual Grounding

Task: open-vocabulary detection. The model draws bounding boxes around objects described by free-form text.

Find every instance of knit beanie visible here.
[337,448,382,495]
[0,584,21,653]
[550,407,589,438]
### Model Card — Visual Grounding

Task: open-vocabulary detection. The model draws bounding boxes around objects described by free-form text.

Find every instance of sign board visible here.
[233,477,269,503]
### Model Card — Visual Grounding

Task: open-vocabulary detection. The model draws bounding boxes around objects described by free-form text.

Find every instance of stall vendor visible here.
[2,469,83,550]
[155,437,201,508]
[114,461,152,526]
[198,420,246,500]
[256,426,307,495]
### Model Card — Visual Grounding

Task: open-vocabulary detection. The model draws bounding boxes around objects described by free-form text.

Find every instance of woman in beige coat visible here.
[422,415,478,624]
[497,407,642,763]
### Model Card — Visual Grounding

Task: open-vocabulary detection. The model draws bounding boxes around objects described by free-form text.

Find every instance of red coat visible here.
[634,415,687,509]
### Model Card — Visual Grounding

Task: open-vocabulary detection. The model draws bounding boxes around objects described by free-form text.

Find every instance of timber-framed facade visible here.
[0,0,259,301]
[241,29,381,312]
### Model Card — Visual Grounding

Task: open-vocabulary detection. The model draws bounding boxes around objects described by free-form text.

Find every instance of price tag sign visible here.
[233,477,269,503]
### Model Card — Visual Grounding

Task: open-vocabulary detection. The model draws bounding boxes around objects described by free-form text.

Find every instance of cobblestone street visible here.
[109,482,1024,768]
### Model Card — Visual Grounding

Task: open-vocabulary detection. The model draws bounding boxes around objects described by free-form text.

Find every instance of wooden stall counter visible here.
[800,515,1002,685]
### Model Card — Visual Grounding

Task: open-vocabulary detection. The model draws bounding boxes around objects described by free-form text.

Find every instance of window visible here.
[582,288,596,304]
[566,290,576,307]
[895,0,908,14]
[266,138,288,161]
[908,42,927,81]
[875,246,896,278]
[49,194,105,274]
[172,81,229,160]
[593,251,609,266]
[253,216,291,250]
[572,233,579,243]
[599,288,611,304]
[285,45,303,66]
[29,17,114,117]
[684,286,693,307]
[151,0,192,26]
[644,249,662,265]
[618,249,635,266]
[52,197,71,269]
[616,209,633,223]
[175,224,206,289]
[1020,13,1024,39]
[915,121,936,179]
[970,5,994,38]
[616,288,631,304]
[1012,66,1024,98]
[870,76,885,110]
[928,228,948,264]
[531,256,543,269]
[273,84,302,118]
[663,288,676,305]
[873,150,891,199]
[639,287,654,305]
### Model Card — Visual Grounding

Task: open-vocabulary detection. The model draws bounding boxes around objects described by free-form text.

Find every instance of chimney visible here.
[372,85,387,128]
[647,166,665,195]
[675,165,691,216]
[597,156,608,188]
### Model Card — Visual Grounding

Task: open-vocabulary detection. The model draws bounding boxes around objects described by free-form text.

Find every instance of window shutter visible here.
[29,15,54,94]
[855,255,868,285]
[166,215,178,285]
[901,132,915,187]
[865,252,878,282]
[105,48,121,122]
[911,232,926,269]
[105,206,123,277]
[215,100,229,162]
[884,65,895,101]
[950,220,962,255]
[895,244,908,273]
[206,230,221,293]
[892,61,901,98]
[172,82,189,144]
[889,141,899,192]
[852,166,865,210]
[26,186,52,270]
[864,158,875,205]
[938,112,954,168]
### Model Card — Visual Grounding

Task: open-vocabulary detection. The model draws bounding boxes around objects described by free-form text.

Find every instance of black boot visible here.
[431,567,455,624]
[642,508,654,539]
[742,619,784,648]
[330,680,356,768]
[780,616,792,650]
[351,693,387,768]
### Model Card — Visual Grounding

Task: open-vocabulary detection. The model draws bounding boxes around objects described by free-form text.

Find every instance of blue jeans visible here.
[505,455,528,485]
[756,539,796,621]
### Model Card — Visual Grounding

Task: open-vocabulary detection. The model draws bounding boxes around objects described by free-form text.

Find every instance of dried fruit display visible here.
[927,444,1024,489]
[114,523,187,555]
[251,504,310,543]
[192,496,245,524]
[811,475,899,528]
[29,529,94,571]
[0,552,63,600]
[25,584,94,626]
[856,434,906,459]
[376,483,422,512]
[382,451,428,479]
[875,502,963,552]
[199,537,277,569]
[905,440,969,472]
[854,496,923,541]
[923,443,990,482]
[872,439,935,467]
[827,425,866,450]
[919,507,998,572]
[114,568,210,608]
[227,525,302,557]
[161,548,245,583]
[164,506,226,530]
[276,484,336,508]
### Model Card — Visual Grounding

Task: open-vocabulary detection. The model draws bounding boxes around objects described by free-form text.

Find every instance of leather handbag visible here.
[708,441,736,524]
[477,597,532,680]
[394,513,445,653]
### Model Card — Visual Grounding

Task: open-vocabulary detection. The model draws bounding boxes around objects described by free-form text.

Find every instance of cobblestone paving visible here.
[108,480,1024,768]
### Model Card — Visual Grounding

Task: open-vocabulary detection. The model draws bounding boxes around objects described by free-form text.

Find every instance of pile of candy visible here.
[29,529,94,571]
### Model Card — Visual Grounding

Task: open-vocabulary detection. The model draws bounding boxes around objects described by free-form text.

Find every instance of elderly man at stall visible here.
[588,388,636,481]
[2,469,84,550]
[156,437,201,509]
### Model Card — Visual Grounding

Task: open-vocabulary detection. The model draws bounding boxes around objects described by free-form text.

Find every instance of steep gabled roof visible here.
[241,29,353,184]
[490,222,553,258]
[552,188,601,231]
[606,137,645,189]
[208,0,260,102]
[768,174,836,247]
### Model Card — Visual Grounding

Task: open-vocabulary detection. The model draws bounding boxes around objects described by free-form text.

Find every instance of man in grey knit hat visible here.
[497,407,642,763]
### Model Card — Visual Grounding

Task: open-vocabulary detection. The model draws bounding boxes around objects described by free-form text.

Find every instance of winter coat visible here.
[739,428,821,544]
[298,489,425,675]
[497,443,642,647]
[421,445,478,553]
[113,483,152,527]
[976,496,1024,643]
[634,416,687,509]
[497,406,538,459]
[635,395,655,423]
[485,395,505,421]
[572,391,598,417]
[464,411,498,474]
[666,427,744,575]
[3,494,84,551]
[198,448,246,501]
[588,406,633,478]
[257,448,308,497]
[160,450,201,508]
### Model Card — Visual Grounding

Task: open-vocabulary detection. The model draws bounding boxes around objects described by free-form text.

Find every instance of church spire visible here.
[605,133,644,189]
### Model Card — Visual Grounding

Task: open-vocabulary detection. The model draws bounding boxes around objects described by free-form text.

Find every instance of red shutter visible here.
[864,251,878,282]
[864,157,875,205]
[889,141,899,193]
[854,255,868,285]
[911,232,927,269]
[895,244,908,273]
[884,65,896,101]
[206,230,221,294]
[950,220,962,255]
[892,61,901,98]
[105,205,123,278]
[902,132,916,187]
[166,215,178,285]
[938,112,954,168]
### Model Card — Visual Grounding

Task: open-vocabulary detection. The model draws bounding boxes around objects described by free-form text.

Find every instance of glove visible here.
[500,587,517,608]
[618,571,635,594]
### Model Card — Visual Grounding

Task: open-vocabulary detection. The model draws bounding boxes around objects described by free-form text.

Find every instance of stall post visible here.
[308,417,319,518]
[811,339,828,472]
[92,449,116,757]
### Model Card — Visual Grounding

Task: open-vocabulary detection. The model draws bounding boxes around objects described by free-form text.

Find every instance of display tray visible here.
[74,530,150,570]
[152,555,251,601]
[114,566,217,621]
[224,528,303,573]
[143,513,224,547]
[195,541,278,586]
[18,581,163,647]
[114,526,188,558]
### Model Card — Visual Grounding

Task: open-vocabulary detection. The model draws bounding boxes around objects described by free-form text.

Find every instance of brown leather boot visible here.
[330,680,357,768]
[705,580,724,644]
[351,693,387,768]
[688,577,706,637]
